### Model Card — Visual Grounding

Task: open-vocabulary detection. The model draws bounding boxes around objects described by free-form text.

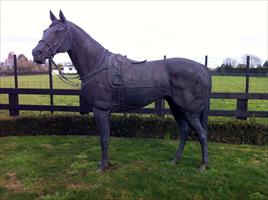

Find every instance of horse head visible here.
[32,10,71,64]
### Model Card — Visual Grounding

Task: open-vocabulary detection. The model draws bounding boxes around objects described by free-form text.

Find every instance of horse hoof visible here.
[171,159,178,165]
[98,166,108,173]
[97,168,104,173]
[98,162,109,172]
[198,164,208,172]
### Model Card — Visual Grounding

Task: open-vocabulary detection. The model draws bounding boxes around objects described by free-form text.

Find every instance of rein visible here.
[50,49,109,87]
[50,59,81,87]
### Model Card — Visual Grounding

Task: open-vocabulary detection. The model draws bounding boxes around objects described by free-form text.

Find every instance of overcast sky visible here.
[0,1,267,68]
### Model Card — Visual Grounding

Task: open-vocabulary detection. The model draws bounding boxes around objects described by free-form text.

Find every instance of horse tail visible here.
[200,76,212,132]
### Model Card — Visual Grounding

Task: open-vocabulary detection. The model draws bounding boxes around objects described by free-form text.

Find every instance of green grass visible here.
[0,136,267,200]
[1,74,267,92]
[212,76,268,93]
[0,74,80,89]
[0,74,267,116]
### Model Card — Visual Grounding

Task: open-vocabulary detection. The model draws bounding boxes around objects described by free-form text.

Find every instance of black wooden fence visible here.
[0,55,268,119]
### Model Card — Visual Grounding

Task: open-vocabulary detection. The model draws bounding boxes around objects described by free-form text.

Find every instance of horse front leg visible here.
[93,108,111,171]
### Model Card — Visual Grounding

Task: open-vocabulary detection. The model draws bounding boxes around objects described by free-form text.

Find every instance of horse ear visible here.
[50,10,57,21]
[59,10,67,24]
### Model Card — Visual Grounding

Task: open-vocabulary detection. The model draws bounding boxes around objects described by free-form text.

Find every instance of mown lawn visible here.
[0,136,267,200]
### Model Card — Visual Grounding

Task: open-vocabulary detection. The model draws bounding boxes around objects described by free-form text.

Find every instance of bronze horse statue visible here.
[32,11,211,171]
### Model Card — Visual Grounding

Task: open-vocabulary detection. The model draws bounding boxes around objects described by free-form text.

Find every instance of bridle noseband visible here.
[39,39,55,56]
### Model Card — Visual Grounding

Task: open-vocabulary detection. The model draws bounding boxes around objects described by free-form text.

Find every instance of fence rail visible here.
[0,55,267,119]
[0,88,267,118]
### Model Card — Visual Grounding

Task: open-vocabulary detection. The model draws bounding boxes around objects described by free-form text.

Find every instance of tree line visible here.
[1,52,267,75]
[0,52,48,74]
[212,54,268,75]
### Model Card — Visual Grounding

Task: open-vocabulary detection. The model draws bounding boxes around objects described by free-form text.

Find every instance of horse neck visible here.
[67,22,105,78]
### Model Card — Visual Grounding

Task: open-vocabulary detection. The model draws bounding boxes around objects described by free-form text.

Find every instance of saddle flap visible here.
[107,53,154,89]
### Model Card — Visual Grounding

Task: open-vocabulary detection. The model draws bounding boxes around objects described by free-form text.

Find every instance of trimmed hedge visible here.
[0,114,267,145]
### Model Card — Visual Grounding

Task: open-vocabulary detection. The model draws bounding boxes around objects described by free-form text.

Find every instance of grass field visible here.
[1,74,267,92]
[1,74,268,117]
[0,136,267,200]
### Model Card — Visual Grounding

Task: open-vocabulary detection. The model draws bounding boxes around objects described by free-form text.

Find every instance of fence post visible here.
[245,56,250,94]
[13,54,18,89]
[154,54,167,117]
[49,59,54,113]
[236,56,249,120]
[155,98,164,117]
[9,92,19,116]
[204,55,208,67]
[79,95,89,115]
[9,54,19,116]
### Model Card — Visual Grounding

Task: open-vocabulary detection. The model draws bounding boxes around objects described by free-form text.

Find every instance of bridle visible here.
[39,21,71,57]
[39,21,110,87]
[38,21,81,86]
[39,39,56,56]
[50,49,109,87]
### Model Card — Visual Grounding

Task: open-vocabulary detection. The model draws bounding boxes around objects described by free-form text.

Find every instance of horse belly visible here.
[121,87,163,109]
[120,62,169,109]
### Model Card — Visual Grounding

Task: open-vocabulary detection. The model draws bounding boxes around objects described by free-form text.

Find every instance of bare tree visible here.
[5,51,14,68]
[241,54,262,68]
[223,57,238,68]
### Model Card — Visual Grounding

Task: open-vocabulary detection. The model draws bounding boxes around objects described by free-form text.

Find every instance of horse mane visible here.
[68,21,103,48]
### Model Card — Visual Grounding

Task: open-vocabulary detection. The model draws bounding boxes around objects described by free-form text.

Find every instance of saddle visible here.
[107,54,154,88]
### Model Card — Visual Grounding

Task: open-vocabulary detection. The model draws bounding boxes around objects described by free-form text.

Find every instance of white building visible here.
[62,64,77,74]
[52,64,77,75]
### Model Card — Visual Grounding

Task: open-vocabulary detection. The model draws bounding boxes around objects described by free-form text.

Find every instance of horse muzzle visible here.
[32,44,53,64]
[33,49,51,65]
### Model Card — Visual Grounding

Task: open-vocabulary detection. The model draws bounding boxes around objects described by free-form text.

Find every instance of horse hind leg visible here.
[166,97,191,165]
[171,118,191,165]
[184,111,209,171]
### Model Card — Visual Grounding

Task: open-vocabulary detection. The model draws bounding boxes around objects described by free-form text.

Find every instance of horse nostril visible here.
[33,49,42,57]
[36,50,42,56]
